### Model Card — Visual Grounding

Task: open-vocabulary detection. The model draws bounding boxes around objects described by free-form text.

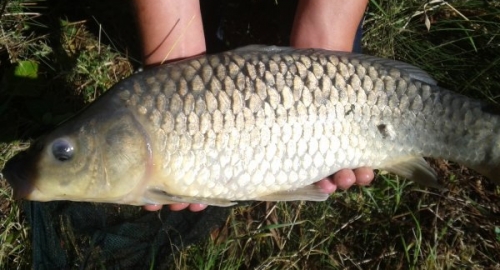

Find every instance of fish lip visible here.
[2,150,38,200]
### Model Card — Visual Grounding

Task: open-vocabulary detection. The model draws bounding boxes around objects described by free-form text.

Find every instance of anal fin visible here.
[382,156,443,189]
[256,184,329,202]
[144,188,236,207]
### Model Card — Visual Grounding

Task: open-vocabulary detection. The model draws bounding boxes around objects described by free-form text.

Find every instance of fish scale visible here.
[115,47,466,199]
[3,45,500,206]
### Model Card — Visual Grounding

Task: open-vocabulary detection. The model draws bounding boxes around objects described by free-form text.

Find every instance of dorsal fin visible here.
[369,57,437,85]
[232,45,291,53]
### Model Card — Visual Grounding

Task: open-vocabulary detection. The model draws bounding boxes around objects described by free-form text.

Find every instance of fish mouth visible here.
[2,150,38,200]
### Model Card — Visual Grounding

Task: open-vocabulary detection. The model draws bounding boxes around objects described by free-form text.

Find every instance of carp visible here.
[3,45,499,206]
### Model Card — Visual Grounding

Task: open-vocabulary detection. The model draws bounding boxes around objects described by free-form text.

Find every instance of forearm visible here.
[132,0,206,66]
[290,0,368,52]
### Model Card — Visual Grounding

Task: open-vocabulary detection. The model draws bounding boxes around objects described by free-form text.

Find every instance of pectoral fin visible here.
[382,156,443,189]
[256,184,329,202]
[144,188,236,207]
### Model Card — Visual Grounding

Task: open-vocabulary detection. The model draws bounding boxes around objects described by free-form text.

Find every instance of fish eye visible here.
[51,138,74,162]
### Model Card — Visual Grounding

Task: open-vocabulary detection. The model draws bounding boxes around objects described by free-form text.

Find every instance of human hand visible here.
[139,0,373,212]
[316,167,374,193]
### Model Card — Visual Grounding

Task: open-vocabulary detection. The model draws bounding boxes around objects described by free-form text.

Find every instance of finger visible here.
[189,204,208,212]
[143,204,163,211]
[333,169,356,190]
[315,178,337,193]
[353,167,374,186]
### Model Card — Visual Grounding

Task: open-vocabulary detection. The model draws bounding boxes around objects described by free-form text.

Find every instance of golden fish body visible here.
[4,46,500,206]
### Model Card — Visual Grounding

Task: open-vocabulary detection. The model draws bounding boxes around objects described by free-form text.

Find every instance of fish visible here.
[3,45,500,206]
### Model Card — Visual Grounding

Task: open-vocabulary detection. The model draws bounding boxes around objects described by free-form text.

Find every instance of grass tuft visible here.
[0,142,31,269]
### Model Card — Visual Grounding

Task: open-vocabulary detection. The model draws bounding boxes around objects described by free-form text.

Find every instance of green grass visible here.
[0,142,30,269]
[1,0,500,269]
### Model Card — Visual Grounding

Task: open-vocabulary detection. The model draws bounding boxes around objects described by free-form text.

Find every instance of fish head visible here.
[3,99,151,204]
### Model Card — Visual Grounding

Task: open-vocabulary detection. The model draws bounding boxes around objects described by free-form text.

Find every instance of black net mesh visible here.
[24,202,231,269]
